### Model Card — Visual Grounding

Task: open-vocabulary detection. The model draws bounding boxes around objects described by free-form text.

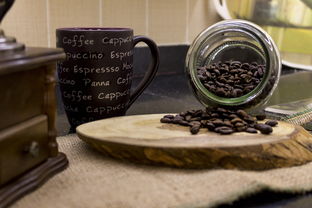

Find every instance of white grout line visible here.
[185,0,189,44]
[99,0,102,26]
[46,0,51,47]
[145,0,149,36]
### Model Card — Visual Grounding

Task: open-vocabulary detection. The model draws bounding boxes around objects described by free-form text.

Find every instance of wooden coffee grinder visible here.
[0,1,68,207]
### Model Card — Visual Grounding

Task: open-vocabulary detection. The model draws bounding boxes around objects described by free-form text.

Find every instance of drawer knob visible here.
[25,141,39,157]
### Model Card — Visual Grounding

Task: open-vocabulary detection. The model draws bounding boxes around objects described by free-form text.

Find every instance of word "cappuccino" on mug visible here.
[102,36,132,46]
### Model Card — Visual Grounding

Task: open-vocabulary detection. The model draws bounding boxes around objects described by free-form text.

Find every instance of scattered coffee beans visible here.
[254,123,273,134]
[265,120,278,127]
[197,61,265,98]
[160,107,278,135]
[256,114,266,121]
[246,127,258,134]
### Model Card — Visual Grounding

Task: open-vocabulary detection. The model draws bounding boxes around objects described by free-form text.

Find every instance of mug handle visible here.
[128,36,160,107]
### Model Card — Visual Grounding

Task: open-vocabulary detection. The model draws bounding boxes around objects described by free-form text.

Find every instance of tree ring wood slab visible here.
[77,114,312,170]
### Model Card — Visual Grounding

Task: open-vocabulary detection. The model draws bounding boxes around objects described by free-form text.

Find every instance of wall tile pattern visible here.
[2,0,220,47]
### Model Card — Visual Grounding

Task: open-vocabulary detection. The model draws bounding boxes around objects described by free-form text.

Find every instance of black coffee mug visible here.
[56,28,159,129]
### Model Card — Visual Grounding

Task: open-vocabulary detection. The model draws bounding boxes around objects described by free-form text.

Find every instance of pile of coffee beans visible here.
[160,107,278,135]
[197,61,265,98]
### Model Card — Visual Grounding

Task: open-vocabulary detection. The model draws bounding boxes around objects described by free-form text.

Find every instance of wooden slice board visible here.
[76,114,312,170]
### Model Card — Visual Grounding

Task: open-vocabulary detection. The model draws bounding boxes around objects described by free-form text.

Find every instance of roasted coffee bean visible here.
[236,126,247,132]
[251,62,258,66]
[233,88,243,97]
[190,117,201,121]
[244,85,254,92]
[179,112,186,117]
[193,109,203,117]
[246,127,257,133]
[255,123,273,134]
[243,115,256,123]
[227,109,236,114]
[174,115,184,120]
[185,115,192,121]
[234,84,243,90]
[212,119,224,126]
[247,71,253,76]
[229,114,238,119]
[206,122,215,131]
[255,114,266,120]
[172,115,184,124]
[216,88,226,96]
[201,120,208,126]
[240,73,248,79]
[164,114,174,119]
[211,113,219,118]
[187,110,196,115]
[221,113,230,118]
[198,75,206,81]
[213,69,221,75]
[205,71,212,78]
[190,121,201,127]
[227,80,234,85]
[265,120,278,127]
[215,126,234,134]
[201,112,210,119]
[257,68,264,76]
[236,110,249,118]
[235,122,245,127]
[178,120,190,126]
[223,120,233,127]
[160,118,172,123]
[249,123,255,128]
[190,125,201,134]
[242,63,250,69]
[230,117,243,124]
[216,107,227,113]
[231,69,239,74]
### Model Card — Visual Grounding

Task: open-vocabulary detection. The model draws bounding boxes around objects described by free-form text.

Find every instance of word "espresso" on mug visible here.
[62,35,132,47]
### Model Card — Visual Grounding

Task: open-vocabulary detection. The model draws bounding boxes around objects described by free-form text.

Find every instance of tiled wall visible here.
[1,0,220,48]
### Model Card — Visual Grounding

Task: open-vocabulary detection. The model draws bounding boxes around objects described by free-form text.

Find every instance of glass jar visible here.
[185,19,281,110]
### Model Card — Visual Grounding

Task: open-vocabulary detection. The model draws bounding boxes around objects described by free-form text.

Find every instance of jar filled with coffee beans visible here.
[186,20,281,110]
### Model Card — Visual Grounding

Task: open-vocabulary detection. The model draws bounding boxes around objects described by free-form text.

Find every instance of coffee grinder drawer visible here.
[0,115,50,186]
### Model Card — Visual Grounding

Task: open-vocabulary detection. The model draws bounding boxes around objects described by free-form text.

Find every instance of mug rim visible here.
[56,27,133,32]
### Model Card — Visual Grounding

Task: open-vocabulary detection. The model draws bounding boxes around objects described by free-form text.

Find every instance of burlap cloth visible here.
[12,134,312,208]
